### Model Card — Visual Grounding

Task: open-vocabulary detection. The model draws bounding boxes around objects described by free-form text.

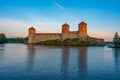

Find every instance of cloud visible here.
[54,1,64,10]
[27,14,62,33]
[0,17,62,37]
[0,18,29,37]
[32,20,61,33]
[0,18,29,28]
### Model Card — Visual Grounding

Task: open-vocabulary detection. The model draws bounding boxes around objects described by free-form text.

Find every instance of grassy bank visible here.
[38,38,102,46]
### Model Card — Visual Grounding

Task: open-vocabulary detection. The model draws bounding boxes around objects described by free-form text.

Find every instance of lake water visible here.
[0,44,120,80]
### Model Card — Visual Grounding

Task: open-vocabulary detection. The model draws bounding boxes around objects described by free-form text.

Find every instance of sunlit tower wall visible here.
[28,27,36,43]
[62,23,70,40]
[78,22,87,40]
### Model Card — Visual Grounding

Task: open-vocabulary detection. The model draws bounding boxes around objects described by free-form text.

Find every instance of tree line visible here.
[0,33,28,44]
[113,32,120,48]
[0,33,7,44]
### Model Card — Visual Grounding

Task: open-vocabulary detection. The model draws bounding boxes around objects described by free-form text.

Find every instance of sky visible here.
[0,0,120,41]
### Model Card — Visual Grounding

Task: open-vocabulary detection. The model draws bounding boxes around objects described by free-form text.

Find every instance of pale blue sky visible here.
[0,0,120,41]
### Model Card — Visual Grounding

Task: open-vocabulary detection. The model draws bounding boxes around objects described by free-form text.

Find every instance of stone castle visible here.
[28,21,104,45]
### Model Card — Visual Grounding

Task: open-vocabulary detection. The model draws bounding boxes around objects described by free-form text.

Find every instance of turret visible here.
[28,27,36,43]
[78,21,87,39]
[62,23,69,34]
[28,27,36,36]
[62,23,69,40]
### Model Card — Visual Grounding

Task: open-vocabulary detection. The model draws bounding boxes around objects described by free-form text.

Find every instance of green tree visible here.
[113,32,120,48]
[0,33,7,44]
[7,37,24,43]
[23,36,28,43]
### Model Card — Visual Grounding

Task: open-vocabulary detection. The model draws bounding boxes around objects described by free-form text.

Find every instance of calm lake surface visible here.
[0,44,120,80]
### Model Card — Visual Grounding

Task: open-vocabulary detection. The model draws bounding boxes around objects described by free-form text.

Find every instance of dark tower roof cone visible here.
[79,21,87,25]
[62,23,69,26]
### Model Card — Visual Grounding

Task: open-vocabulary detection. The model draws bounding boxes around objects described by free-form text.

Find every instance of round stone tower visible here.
[78,21,87,39]
[28,27,36,36]
[62,23,69,34]
[62,23,69,40]
[28,27,36,43]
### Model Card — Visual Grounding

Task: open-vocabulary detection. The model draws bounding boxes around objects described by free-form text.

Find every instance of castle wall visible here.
[33,33,62,43]
[68,31,78,39]
[89,37,104,45]
[28,35,35,43]
[62,31,78,40]
[29,31,79,43]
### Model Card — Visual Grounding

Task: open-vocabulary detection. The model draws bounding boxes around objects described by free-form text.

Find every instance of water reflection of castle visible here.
[61,47,88,79]
[27,45,88,76]
[27,44,36,71]
[78,47,87,79]
[61,47,70,78]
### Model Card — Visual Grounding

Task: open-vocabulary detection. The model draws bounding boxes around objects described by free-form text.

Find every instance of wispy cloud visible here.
[0,18,29,28]
[0,18,29,37]
[54,1,64,10]
[0,17,61,37]
[27,14,62,33]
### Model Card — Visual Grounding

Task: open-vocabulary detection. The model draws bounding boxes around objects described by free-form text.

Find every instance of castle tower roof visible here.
[79,21,87,25]
[62,23,69,26]
[29,26,35,30]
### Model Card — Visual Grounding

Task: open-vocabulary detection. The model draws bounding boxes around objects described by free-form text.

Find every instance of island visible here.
[28,21,104,46]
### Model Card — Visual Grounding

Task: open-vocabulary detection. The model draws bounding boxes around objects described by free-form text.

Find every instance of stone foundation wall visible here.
[62,31,78,40]
[28,35,35,44]
[89,37,104,45]
[28,33,104,45]
[68,31,78,39]
[33,33,62,43]
[29,31,79,43]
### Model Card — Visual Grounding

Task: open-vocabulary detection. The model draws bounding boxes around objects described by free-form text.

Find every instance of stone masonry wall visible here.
[62,31,78,40]
[67,31,78,39]
[33,33,62,43]
[89,37,104,45]
[29,31,79,43]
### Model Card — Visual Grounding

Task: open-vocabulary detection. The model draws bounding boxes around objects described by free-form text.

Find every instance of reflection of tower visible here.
[114,48,120,68]
[61,47,70,78]
[27,44,36,71]
[78,47,88,79]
